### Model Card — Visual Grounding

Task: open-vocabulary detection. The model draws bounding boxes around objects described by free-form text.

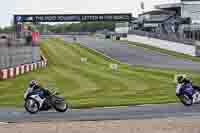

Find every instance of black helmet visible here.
[176,75,186,84]
[29,80,38,88]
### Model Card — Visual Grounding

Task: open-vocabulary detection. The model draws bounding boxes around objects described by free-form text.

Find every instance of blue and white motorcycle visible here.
[177,84,200,106]
[24,89,68,114]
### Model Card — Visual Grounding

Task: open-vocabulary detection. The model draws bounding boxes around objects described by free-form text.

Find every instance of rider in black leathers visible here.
[24,80,50,99]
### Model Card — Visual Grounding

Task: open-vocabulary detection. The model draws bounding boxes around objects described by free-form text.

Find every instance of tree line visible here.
[37,22,115,33]
[0,25,15,33]
[0,22,115,33]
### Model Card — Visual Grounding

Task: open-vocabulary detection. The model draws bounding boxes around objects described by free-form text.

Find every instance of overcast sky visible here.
[0,0,180,27]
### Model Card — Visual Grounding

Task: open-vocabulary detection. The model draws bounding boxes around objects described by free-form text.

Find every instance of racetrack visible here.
[3,35,199,123]
[62,35,200,71]
[1,103,200,123]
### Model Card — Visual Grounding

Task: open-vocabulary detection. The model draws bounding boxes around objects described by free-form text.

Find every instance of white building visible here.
[154,0,200,40]
[115,22,129,34]
[156,0,200,24]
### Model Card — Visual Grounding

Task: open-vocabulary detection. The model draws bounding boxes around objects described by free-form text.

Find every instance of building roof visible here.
[181,0,200,4]
[139,10,175,16]
[138,10,174,23]
[155,3,182,10]
[155,1,200,10]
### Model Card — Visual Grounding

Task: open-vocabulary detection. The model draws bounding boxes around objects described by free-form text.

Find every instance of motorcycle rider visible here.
[176,75,200,100]
[24,80,51,100]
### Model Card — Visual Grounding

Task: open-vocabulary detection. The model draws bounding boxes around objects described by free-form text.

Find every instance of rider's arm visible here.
[24,87,33,99]
[176,84,182,96]
[43,88,51,96]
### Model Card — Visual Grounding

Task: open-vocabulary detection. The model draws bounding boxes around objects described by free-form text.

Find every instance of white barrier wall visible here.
[127,34,197,56]
[196,45,200,56]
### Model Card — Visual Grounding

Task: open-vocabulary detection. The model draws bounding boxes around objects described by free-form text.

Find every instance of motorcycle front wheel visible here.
[24,98,40,114]
[179,94,193,106]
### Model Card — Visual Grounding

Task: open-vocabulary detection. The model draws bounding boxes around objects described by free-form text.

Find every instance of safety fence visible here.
[0,32,47,80]
[0,56,47,80]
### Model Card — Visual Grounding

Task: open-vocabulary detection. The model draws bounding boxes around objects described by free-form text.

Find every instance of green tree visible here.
[37,22,115,33]
[2,25,15,33]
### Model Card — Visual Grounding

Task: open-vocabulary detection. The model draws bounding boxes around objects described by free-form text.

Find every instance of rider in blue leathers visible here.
[176,75,200,100]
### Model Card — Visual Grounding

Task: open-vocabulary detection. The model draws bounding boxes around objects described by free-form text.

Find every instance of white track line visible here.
[0,122,8,125]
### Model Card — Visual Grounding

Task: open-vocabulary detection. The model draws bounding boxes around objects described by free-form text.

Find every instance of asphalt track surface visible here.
[1,104,200,123]
[61,35,200,71]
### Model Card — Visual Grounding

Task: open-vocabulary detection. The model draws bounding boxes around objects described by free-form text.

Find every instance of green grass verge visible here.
[0,38,200,108]
[128,41,200,62]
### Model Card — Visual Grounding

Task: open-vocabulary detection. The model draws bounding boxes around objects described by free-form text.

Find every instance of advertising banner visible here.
[14,14,132,24]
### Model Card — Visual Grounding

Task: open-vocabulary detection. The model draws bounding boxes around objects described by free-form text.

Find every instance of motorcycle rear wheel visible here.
[53,101,68,112]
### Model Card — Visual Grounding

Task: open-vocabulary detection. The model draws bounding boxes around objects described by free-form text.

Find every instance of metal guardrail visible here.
[129,30,196,46]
